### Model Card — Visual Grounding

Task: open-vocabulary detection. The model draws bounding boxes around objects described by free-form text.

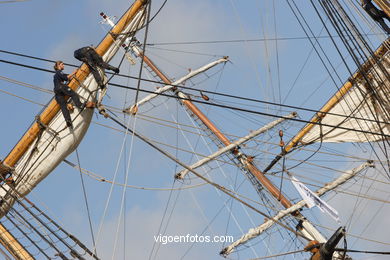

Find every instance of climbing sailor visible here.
[53,61,95,129]
[74,46,119,89]
[361,0,390,34]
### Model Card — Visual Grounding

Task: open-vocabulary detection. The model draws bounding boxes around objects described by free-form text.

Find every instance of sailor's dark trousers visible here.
[54,85,84,125]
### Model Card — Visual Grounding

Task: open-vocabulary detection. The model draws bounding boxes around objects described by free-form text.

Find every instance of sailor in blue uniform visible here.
[53,61,94,129]
[74,46,119,89]
[361,0,390,34]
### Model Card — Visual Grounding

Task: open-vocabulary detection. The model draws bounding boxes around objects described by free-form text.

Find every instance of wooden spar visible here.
[285,39,389,153]
[221,161,374,256]
[263,39,389,172]
[131,46,294,209]
[176,112,297,179]
[0,224,33,260]
[2,0,147,169]
[123,57,230,113]
[372,0,390,17]
[131,46,341,243]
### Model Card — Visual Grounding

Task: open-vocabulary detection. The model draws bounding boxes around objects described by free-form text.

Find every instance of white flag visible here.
[291,176,340,223]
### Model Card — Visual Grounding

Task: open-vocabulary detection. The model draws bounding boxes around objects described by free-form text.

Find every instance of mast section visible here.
[1,0,148,170]
[0,224,33,260]
[372,0,390,17]
[130,45,295,209]
[264,40,390,172]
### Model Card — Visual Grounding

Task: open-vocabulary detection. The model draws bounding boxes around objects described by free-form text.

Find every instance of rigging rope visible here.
[2,57,390,127]
[101,107,313,241]
[75,148,97,257]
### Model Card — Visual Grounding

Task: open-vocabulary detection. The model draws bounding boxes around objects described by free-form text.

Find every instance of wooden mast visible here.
[2,0,147,170]
[264,39,389,172]
[0,224,33,260]
[372,0,390,17]
[130,46,337,243]
[0,1,148,259]
[132,48,296,208]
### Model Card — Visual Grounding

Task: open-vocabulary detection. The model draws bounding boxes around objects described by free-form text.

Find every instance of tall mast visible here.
[1,0,148,170]
[130,45,294,208]
[264,39,390,172]
[0,224,33,259]
[129,44,332,243]
[0,1,148,258]
[372,0,390,17]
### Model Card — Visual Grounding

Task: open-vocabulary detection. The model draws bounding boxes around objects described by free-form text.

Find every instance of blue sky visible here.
[0,0,389,259]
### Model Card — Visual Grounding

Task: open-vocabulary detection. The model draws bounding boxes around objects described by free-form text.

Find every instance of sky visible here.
[0,0,389,259]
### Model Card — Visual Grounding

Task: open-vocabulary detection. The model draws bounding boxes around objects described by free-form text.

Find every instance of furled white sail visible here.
[0,3,147,217]
[300,49,390,144]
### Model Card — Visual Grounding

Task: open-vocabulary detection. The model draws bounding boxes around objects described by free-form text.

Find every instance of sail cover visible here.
[300,49,390,144]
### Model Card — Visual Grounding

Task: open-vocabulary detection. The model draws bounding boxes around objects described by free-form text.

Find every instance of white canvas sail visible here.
[300,49,390,144]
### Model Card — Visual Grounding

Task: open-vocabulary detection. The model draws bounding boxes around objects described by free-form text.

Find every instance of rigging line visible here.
[110,82,390,138]
[102,108,313,242]
[0,187,65,258]
[133,0,152,105]
[0,75,52,94]
[285,121,324,172]
[178,96,263,244]
[290,0,344,86]
[122,117,128,260]
[335,248,390,255]
[5,213,51,259]
[111,118,138,260]
[65,158,208,190]
[1,78,384,185]
[145,33,381,46]
[94,116,390,188]
[322,0,390,123]
[283,25,325,104]
[229,0,266,105]
[2,57,390,127]
[351,176,390,249]
[154,182,182,260]
[180,198,227,260]
[94,114,135,254]
[12,198,89,259]
[172,98,261,256]
[249,249,305,259]
[308,219,390,247]
[223,167,239,249]
[0,0,29,3]
[106,110,386,166]
[350,185,382,246]
[145,102,182,259]
[273,0,282,107]
[345,164,370,231]
[148,180,176,260]
[22,197,99,259]
[147,46,221,57]
[0,88,46,107]
[318,0,390,176]
[0,240,16,260]
[74,148,97,257]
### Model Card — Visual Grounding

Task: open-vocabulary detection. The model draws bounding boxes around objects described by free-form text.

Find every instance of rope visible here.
[249,249,305,259]
[74,148,97,257]
[133,0,152,105]
[2,55,390,126]
[101,107,313,242]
